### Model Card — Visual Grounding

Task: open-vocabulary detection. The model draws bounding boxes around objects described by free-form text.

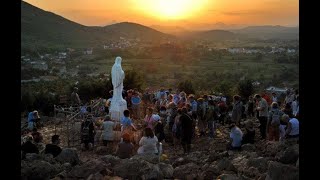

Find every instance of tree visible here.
[237,79,254,100]
[123,69,145,91]
[178,80,195,95]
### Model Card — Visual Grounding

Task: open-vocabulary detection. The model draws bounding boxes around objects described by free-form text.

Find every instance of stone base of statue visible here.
[109,99,127,122]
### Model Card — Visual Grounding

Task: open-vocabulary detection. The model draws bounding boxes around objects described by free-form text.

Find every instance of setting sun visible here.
[135,0,209,20]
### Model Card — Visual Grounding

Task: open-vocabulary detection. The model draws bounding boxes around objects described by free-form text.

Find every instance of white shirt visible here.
[291,101,298,116]
[139,136,158,154]
[289,118,299,136]
[272,96,278,103]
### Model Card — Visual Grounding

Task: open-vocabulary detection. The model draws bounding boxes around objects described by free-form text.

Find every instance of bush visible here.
[178,80,195,95]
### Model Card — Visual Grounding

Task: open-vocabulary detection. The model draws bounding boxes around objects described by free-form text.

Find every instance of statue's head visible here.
[115,56,122,66]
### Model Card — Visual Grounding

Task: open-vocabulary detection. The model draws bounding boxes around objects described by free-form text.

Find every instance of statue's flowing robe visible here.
[110,57,127,122]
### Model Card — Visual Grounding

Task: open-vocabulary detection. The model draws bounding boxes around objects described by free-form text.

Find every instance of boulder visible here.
[266,161,299,180]
[131,153,160,164]
[216,158,237,172]
[67,159,107,179]
[173,163,201,179]
[113,158,163,179]
[241,144,256,152]
[247,157,268,173]
[21,160,62,180]
[86,172,104,180]
[158,163,174,178]
[276,144,299,164]
[55,148,79,166]
[94,146,109,155]
[217,173,240,180]
[100,155,121,166]
[62,163,72,172]
[172,157,189,167]
[25,153,42,161]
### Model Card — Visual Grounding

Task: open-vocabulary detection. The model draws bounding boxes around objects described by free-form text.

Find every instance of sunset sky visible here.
[24,0,298,29]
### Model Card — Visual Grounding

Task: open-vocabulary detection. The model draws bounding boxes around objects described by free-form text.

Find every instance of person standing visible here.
[231,95,242,126]
[180,107,193,154]
[101,115,116,148]
[254,94,269,140]
[71,87,81,106]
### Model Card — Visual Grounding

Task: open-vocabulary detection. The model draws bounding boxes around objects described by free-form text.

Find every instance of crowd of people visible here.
[21,87,299,160]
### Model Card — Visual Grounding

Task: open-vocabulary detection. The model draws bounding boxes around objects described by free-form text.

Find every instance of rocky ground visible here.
[21,116,299,180]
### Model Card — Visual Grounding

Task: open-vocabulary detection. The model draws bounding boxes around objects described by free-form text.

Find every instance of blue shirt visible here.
[28,112,34,122]
[230,127,243,147]
[131,96,141,105]
[121,116,132,128]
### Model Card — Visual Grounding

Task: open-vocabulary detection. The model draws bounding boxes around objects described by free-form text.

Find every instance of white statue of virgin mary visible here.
[109,56,127,122]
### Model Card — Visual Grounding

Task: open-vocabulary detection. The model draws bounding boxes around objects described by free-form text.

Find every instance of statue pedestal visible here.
[109,99,127,123]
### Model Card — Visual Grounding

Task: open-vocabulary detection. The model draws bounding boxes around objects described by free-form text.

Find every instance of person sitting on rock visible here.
[137,127,159,155]
[44,135,62,157]
[31,128,45,152]
[282,114,299,139]
[241,120,255,144]
[21,135,39,159]
[116,133,134,159]
[227,123,243,150]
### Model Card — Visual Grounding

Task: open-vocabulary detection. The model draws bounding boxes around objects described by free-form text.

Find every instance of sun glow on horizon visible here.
[134,0,209,20]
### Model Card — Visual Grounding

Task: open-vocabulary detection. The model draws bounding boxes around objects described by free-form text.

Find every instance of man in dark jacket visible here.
[180,107,193,154]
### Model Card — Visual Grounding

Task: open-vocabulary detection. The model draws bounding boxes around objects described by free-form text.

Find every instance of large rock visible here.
[172,157,190,167]
[86,172,104,180]
[21,160,62,180]
[247,157,268,173]
[95,146,109,155]
[55,148,79,166]
[131,154,160,164]
[25,153,42,161]
[67,159,107,179]
[113,158,163,179]
[217,173,240,180]
[241,144,256,152]
[216,158,237,172]
[173,163,201,179]
[158,163,174,178]
[276,144,299,164]
[266,161,299,180]
[100,155,121,166]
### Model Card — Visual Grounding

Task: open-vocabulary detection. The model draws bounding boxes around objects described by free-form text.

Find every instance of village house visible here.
[83,48,93,55]
[30,61,48,70]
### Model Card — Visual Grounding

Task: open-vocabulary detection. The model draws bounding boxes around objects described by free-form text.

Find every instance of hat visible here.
[244,120,254,131]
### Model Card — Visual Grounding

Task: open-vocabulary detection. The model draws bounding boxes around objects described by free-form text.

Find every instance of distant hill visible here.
[231,25,299,40]
[178,30,236,41]
[150,25,189,35]
[21,1,172,52]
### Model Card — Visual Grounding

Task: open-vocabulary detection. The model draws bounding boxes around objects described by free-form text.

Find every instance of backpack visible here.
[81,121,91,140]
[270,110,281,126]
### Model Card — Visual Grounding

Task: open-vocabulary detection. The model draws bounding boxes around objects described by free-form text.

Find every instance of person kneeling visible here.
[227,123,243,150]
[137,127,159,155]
[116,133,134,159]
